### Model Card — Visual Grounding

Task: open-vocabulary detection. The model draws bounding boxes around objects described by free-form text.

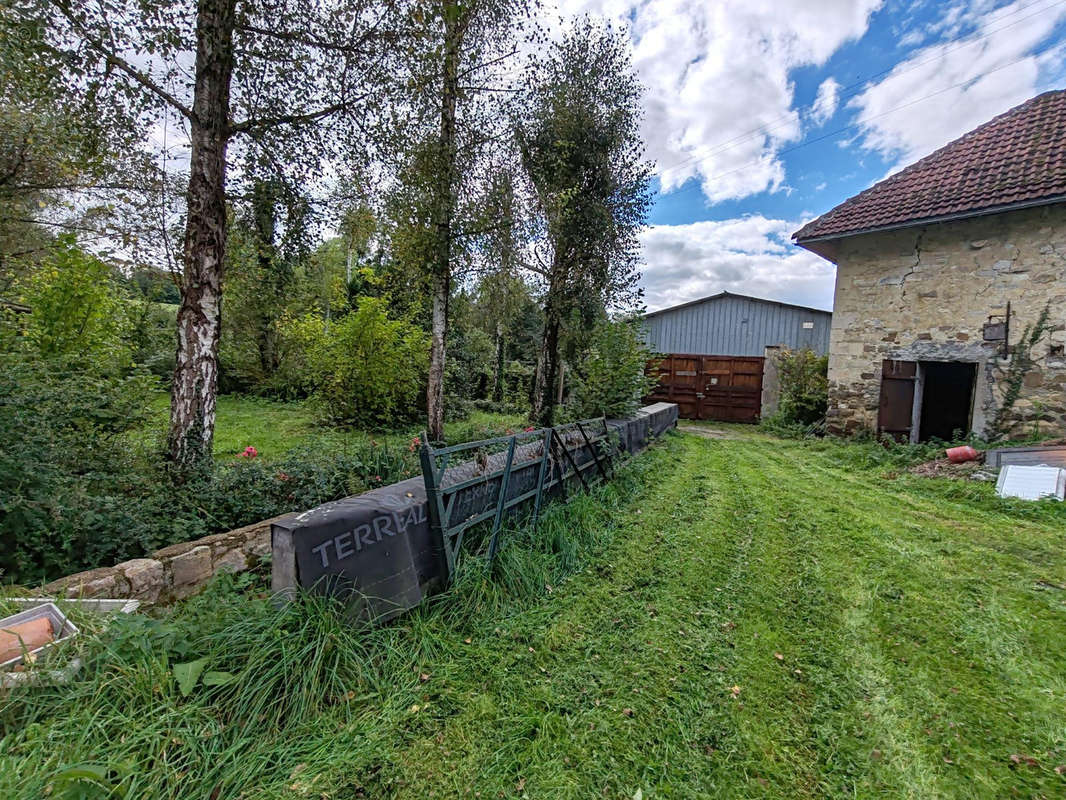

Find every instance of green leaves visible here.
[173,658,208,697]
[173,658,238,697]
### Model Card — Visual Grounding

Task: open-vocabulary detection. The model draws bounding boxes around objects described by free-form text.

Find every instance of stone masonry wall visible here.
[827,204,1066,438]
[35,514,284,604]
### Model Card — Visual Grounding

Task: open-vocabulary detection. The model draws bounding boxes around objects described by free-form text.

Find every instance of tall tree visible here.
[0,8,148,287]
[477,170,529,401]
[514,20,652,424]
[386,0,529,442]
[36,0,395,469]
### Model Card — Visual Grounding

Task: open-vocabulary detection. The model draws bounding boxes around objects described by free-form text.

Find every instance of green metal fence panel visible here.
[419,418,613,583]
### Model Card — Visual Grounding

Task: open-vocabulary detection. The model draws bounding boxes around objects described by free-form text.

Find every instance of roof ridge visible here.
[644,290,832,318]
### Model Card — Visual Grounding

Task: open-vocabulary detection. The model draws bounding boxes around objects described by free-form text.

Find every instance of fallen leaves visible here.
[1009,753,1039,768]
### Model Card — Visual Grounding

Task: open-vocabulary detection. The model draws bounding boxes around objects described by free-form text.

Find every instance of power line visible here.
[656,0,1066,178]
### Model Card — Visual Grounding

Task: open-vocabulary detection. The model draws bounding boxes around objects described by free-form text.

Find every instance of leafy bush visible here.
[765,347,828,427]
[0,393,423,585]
[566,318,655,420]
[13,236,134,368]
[284,297,428,426]
[0,352,159,582]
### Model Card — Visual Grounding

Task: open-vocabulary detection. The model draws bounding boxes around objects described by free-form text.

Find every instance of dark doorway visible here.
[918,361,976,441]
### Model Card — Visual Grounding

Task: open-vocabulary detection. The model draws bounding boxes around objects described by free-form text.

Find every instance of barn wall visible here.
[643,295,831,357]
[826,204,1066,438]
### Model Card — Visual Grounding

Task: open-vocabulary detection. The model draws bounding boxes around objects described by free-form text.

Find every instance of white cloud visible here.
[850,0,1066,168]
[811,77,841,125]
[553,0,883,203]
[638,216,836,312]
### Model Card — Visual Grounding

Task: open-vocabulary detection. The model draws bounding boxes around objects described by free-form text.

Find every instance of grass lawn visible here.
[3,429,1066,798]
[139,393,528,458]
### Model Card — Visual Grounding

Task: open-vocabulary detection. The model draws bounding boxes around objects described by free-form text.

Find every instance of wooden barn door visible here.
[877,359,916,442]
[647,354,765,422]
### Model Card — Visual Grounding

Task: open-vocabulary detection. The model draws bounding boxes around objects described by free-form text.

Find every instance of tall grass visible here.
[0,444,659,799]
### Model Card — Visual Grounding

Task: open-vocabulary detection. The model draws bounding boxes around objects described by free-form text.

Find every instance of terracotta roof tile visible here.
[793,90,1066,242]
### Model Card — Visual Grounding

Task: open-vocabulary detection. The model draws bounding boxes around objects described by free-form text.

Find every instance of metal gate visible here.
[646,354,764,422]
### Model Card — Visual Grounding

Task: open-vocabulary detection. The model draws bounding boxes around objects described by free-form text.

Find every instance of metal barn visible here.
[642,292,832,423]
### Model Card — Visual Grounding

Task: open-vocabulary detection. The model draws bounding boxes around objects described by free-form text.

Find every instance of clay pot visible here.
[0,617,54,663]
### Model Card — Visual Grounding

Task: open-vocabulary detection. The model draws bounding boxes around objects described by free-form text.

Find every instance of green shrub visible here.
[14,236,134,368]
[566,318,655,420]
[0,408,423,586]
[764,347,828,427]
[0,352,159,582]
[284,297,428,426]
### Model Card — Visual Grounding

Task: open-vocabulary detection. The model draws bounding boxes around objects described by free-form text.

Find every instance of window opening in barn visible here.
[802,321,814,329]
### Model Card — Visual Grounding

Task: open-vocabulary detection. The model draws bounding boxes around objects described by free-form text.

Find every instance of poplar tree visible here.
[514,20,652,424]
[387,0,529,442]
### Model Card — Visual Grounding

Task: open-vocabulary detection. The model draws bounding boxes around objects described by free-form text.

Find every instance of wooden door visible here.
[646,354,765,422]
[878,359,916,441]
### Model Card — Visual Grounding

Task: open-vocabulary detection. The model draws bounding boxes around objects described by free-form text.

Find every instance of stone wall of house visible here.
[36,515,284,604]
[827,204,1066,438]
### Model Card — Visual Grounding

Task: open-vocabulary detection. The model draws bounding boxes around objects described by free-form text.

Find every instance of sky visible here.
[551,0,1066,312]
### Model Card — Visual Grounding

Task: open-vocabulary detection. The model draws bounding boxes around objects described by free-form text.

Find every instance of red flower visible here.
[276,471,290,481]
[524,426,535,432]
[408,436,421,452]
[239,446,258,459]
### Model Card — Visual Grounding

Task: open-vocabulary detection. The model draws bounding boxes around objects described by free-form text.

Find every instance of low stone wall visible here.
[34,404,680,607]
[37,515,282,604]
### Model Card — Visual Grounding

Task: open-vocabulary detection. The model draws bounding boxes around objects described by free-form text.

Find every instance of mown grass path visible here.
[351,430,1066,799]
[5,430,1065,799]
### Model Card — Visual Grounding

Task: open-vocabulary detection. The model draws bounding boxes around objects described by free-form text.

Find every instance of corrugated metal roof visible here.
[644,290,831,319]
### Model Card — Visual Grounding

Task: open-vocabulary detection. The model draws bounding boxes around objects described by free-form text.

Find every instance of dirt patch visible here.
[678,425,736,440]
[908,457,995,481]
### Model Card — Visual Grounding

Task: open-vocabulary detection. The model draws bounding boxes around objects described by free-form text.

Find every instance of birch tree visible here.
[34,0,396,470]
[386,0,529,442]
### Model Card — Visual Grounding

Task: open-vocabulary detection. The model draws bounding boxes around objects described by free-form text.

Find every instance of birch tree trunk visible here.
[492,319,504,402]
[167,0,236,470]
[426,7,461,443]
[427,271,449,440]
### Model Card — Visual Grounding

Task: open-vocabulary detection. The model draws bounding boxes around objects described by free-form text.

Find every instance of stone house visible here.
[794,90,1066,441]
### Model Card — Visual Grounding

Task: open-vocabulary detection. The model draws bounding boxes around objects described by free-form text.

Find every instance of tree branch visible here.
[229,100,351,135]
[48,1,194,120]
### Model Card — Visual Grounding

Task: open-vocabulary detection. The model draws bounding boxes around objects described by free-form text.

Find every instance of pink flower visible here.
[239,446,258,459]
[408,436,421,452]
[524,426,535,432]
[374,474,382,482]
